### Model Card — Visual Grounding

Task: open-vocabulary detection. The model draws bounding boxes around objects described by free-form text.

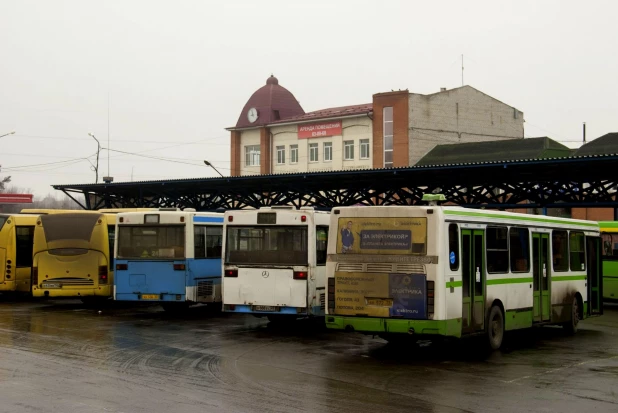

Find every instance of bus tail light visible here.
[427,280,434,319]
[224,269,238,277]
[293,271,307,280]
[116,263,128,271]
[173,264,186,271]
[33,267,39,285]
[99,266,108,284]
[327,277,335,314]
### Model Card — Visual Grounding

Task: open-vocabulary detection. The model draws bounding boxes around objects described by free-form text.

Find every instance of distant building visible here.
[226,76,524,176]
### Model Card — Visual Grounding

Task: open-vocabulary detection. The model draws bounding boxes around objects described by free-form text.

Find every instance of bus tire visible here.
[486,305,505,350]
[563,296,580,335]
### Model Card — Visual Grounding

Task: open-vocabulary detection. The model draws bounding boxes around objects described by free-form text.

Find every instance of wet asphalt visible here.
[0,299,616,413]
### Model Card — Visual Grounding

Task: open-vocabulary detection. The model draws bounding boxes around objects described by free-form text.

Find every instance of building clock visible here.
[247,107,259,123]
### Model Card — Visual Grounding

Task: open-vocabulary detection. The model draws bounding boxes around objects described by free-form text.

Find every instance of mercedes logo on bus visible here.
[262,271,269,278]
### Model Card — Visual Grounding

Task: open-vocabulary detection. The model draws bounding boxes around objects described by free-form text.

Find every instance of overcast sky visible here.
[1,0,616,196]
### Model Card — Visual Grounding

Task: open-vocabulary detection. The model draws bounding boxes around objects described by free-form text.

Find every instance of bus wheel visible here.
[563,296,580,335]
[486,305,505,350]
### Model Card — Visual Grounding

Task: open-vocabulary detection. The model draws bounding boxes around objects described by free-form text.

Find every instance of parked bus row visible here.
[0,200,611,349]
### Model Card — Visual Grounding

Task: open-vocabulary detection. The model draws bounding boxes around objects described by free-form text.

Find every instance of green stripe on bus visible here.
[444,210,599,228]
[487,277,533,285]
[552,275,587,281]
[446,281,463,288]
[599,221,618,229]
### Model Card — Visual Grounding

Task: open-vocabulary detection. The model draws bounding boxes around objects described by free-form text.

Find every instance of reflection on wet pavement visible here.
[0,299,617,412]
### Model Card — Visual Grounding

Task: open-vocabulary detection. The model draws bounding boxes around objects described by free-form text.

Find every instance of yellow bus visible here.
[0,214,38,294]
[31,212,116,300]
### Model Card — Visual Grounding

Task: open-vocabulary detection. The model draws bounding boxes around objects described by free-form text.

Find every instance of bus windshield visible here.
[602,232,618,259]
[226,226,308,265]
[118,225,185,259]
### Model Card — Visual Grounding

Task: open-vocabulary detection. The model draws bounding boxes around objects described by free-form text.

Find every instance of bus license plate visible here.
[141,294,159,300]
[366,298,393,307]
[254,305,277,312]
[42,283,61,289]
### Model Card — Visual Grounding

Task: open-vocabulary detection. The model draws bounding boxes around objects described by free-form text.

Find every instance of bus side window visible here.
[108,225,115,268]
[448,223,459,271]
[552,230,569,272]
[569,231,585,271]
[194,226,206,258]
[316,226,328,266]
[15,226,34,268]
[486,226,509,273]
[206,226,222,259]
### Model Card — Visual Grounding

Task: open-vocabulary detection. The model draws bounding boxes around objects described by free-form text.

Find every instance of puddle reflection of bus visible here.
[0,213,37,295]
[326,199,603,350]
[32,212,116,301]
[114,210,223,311]
[600,221,618,301]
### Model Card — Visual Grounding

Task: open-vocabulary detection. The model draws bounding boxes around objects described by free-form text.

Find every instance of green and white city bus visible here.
[325,202,603,349]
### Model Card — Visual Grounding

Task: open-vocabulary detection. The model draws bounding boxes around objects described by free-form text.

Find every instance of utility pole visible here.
[88,133,100,183]
[583,122,586,143]
[461,54,464,86]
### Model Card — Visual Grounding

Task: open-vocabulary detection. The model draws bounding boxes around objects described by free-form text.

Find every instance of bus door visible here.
[532,233,551,322]
[461,229,485,333]
[15,226,35,293]
[586,236,603,315]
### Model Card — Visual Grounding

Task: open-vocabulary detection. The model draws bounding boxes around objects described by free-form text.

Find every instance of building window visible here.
[486,226,509,273]
[276,145,285,165]
[324,142,332,162]
[344,140,354,160]
[309,143,319,162]
[383,107,393,167]
[245,145,260,166]
[510,227,530,273]
[290,144,298,164]
[360,139,370,160]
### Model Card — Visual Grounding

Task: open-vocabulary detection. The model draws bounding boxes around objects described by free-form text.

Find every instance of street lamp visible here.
[0,131,16,139]
[204,160,224,178]
[88,132,101,183]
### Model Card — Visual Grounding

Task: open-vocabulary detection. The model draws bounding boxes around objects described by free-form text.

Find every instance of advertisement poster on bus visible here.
[334,272,427,319]
[337,217,427,255]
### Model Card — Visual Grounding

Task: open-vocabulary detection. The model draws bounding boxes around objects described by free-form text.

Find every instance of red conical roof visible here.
[235,75,305,128]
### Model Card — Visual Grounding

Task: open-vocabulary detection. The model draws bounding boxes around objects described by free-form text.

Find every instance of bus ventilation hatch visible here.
[197,281,214,298]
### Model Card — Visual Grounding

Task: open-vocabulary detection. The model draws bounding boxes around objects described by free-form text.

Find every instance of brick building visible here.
[227,76,524,176]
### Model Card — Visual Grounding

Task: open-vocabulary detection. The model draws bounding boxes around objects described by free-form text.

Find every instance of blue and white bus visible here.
[114,210,223,311]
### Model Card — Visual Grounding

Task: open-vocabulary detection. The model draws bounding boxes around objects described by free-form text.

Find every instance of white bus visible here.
[325,202,602,349]
[222,207,330,322]
[114,210,223,311]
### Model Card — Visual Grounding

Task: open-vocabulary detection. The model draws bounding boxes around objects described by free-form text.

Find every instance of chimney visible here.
[440,87,447,92]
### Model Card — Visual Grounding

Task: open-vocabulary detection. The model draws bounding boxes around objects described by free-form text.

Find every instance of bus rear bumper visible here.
[223,304,307,316]
[32,286,112,298]
[325,316,462,338]
[114,293,186,302]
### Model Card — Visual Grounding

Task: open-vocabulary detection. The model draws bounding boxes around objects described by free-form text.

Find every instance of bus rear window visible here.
[117,225,185,259]
[602,233,618,258]
[225,226,308,265]
[335,217,427,255]
[41,214,101,242]
[0,216,7,231]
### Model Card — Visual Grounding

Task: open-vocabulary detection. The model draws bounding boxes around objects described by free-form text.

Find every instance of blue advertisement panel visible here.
[389,273,427,319]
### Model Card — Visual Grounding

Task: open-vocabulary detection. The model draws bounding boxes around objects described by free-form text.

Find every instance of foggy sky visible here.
[1,0,616,196]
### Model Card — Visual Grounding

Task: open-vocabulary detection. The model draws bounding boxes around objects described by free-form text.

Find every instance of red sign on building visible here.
[298,120,343,139]
[0,194,34,204]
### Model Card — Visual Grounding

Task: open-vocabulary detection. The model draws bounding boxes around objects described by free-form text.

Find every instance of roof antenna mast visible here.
[461,54,464,86]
